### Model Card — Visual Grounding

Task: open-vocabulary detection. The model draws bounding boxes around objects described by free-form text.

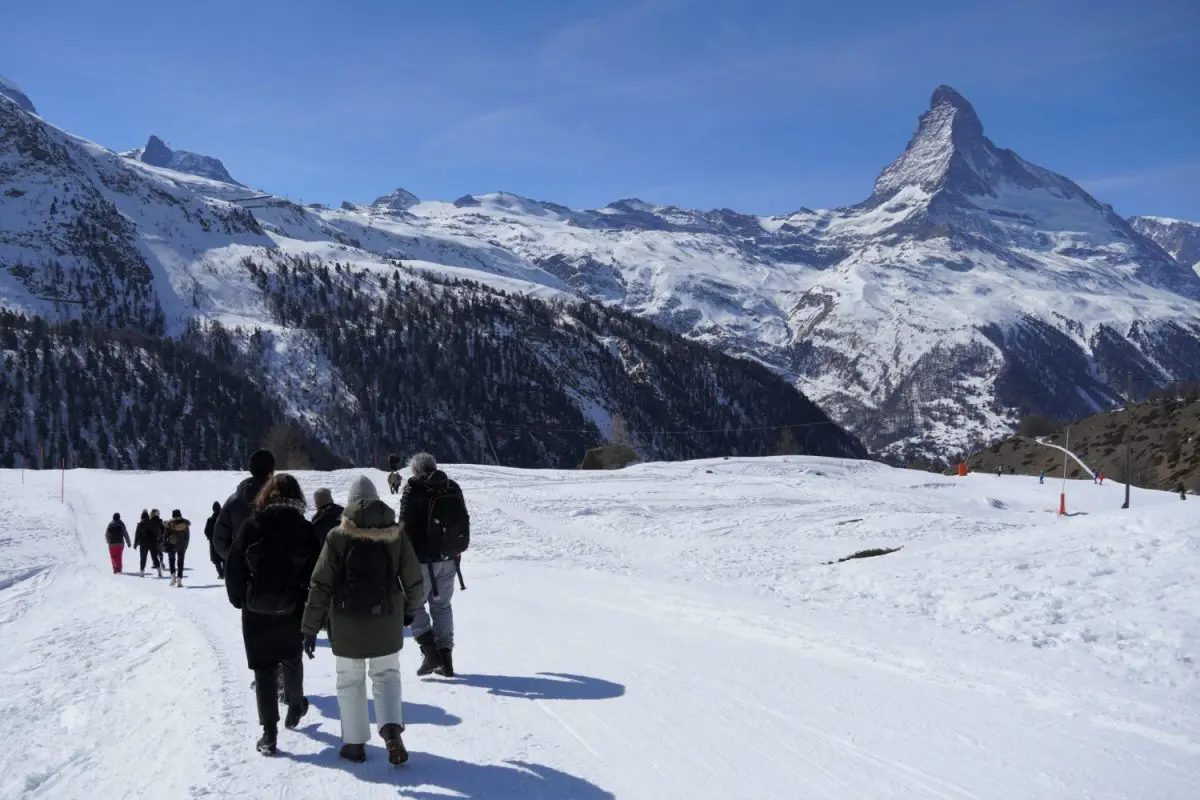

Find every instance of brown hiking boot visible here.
[415,631,442,676]
[380,723,408,765]
[339,743,367,762]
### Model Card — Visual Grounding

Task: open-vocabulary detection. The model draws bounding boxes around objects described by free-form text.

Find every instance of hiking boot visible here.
[434,648,454,678]
[380,723,408,765]
[339,743,367,763]
[284,697,309,730]
[415,632,441,676]
[175,577,183,588]
[256,726,278,756]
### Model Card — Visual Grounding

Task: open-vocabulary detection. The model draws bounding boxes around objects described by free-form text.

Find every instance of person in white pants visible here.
[301,475,425,764]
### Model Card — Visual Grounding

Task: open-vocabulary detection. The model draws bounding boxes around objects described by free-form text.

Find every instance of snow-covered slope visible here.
[2,458,1197,798]
[1130,215,1200,276]
[123,134,243,186]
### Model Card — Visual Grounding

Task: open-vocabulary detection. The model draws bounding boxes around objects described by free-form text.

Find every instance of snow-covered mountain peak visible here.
[125,134,242,186]
[872,85,994,202]
[0,74,35,114]
[370,186,420,213]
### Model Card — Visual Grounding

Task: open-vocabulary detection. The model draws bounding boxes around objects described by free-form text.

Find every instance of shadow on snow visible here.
[444,672,626,701]
[307,694,462,728]
[291,724,614,799]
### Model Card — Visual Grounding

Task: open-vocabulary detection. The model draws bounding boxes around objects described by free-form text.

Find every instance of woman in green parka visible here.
[301,475,424,765]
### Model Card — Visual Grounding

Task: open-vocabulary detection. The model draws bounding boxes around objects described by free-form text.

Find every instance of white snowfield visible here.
[0,457,1196,799]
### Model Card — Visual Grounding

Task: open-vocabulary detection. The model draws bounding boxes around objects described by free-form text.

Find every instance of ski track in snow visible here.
[0,458,1197,799]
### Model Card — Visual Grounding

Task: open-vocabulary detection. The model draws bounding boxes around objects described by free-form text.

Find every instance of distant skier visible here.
[225,473,320,756]
[387,471,402,495]
[213,449,276,563]
[205,501,225,579]
[104,513,131,574]
[164,510,191,587]
[133,509,160,577]
[311,488,344,550]
[1038,470,1045,485]
[1098,470,1105,485]
[401,452,470,678]
[996,466,1002,478]
[302,475,424,764]
[1179,482,1188,501]
[147,509,166,574]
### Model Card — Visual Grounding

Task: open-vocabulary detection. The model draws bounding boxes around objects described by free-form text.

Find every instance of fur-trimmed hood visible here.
[339,517,402,542]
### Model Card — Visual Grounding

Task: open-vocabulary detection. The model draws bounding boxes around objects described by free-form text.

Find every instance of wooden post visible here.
[1059,427,1070,516]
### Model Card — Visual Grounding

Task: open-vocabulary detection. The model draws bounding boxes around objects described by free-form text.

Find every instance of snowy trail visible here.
[1,459,1197,798]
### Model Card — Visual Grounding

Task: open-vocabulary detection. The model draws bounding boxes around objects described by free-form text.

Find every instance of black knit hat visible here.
[172,509,182,518]
[112,512,120,521]
[249,449,276,479]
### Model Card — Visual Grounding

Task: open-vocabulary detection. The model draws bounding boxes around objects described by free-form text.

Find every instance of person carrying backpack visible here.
[206,501,225,579]
[164,510,192,587]
[302,475,424,764]
[132,510,159,577]
[105,513,132,573]
[213,449,275,562]
[400,452,469,678]
[225,473,320,757]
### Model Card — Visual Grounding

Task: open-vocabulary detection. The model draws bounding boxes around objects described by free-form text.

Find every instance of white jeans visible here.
[335,651,403,745]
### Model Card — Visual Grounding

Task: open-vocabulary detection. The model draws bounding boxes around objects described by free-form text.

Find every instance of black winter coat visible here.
[105,521,131,546]
[147,517,165,551]
[213,475,268,561]
[311,502,344,549]
[400,470,468,562]
[133,520,155,550]
[225,504,320,670]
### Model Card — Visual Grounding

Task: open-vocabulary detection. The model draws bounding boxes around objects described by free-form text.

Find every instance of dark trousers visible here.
[253,657,303,727]
[138,546,158,572]
[167,549,186,578]
[210,542,225,578]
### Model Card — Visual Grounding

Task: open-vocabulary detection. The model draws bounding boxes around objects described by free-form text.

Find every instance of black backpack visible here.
[427,486,470,558]
[335,539,395,617]
[244,533,309,616]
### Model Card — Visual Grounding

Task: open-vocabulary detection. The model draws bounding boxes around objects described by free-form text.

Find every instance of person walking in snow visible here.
[133,510,160,577]
[105,513,132,574]
[225,473,320,757]
[1038,470,1045,485]
[164,510,192,587]
[147,509,166,573]
[213,449,275,562]
[1179,482,1188,501]
[401,452,470,678]
[302,475,424,764]
[205,501,225,579]
[311,488,344,550]
[387,471,402,495]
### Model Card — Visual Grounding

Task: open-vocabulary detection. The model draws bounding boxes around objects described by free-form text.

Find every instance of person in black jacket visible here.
[400,452,469,678]
[310,488,343,549]
[104,513,132,574]
[225,473,321,756]
[205,501,225,579]
[132,510,160,577]
[213,449,275,563]
[147,509,166,573]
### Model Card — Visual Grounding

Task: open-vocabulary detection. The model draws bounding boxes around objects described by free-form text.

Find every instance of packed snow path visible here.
[1,458,1197,799]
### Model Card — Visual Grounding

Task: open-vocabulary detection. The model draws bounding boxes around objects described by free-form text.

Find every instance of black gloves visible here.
[404,612,415,627]
[303,633,317,659]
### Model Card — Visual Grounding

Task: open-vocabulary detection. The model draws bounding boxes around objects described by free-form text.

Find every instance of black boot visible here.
[380,723,408,765]
[284,697,309,730]
[434,648,455,678]
[256,725,278,756]
[340,743,367,762]
[416,632,441,677]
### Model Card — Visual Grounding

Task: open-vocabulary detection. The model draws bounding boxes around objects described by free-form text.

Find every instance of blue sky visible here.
[3,0,1198,218]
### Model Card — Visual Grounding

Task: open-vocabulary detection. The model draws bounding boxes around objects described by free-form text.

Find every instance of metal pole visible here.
[1122,373,1133,510]
[1060,427,1069,516]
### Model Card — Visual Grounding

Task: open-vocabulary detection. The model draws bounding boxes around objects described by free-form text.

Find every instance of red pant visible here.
[108,544,124,572]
